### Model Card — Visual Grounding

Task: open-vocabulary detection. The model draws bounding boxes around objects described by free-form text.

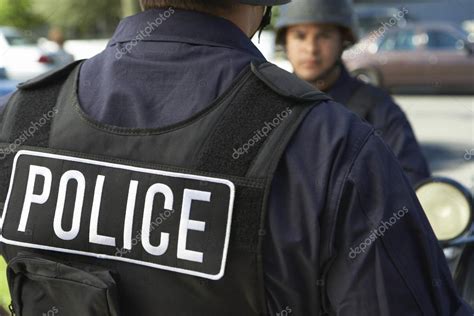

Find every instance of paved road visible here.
[394,95,474,191]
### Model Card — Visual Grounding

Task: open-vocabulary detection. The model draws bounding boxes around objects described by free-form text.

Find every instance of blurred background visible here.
[0,0,472,308]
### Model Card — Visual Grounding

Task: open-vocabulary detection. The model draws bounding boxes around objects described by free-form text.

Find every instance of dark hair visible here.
[139,0,236,12]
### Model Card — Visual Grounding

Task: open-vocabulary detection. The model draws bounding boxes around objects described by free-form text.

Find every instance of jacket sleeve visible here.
[375,97,430,187]
[324,132,472,315]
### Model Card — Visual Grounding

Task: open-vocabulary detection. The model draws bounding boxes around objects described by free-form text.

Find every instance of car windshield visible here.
[425,30,463,50]
[453,25,469,38]
[379,30,416,51]
[5,35,36,46]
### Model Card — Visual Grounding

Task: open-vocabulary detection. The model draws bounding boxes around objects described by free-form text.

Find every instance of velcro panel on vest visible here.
[0,62,83,210]
[196,73,305,253]
[197,73,298,176]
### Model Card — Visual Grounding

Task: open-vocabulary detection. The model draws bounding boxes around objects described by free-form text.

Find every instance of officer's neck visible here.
[216,4,265,38]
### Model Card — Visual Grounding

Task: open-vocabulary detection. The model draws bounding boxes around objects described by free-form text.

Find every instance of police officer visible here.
[276,0,431,187]
[0,1,471,315]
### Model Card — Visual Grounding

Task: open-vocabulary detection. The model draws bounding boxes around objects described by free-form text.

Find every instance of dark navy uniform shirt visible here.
[327,66,431,187]
[0,9,470,315]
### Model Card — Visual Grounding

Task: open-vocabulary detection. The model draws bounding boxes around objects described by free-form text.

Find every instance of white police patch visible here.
[0,150,235,280]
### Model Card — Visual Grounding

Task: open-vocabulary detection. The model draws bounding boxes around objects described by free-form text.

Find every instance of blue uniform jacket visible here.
[0,9,470,316]
[328,66,431,186]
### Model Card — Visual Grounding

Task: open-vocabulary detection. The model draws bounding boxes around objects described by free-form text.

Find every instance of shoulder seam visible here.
[326,127,375,258]
[17,60,85,90]
[250,61,331,103]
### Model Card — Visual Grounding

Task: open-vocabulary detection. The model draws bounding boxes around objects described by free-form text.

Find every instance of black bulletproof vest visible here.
[0,60,329,316]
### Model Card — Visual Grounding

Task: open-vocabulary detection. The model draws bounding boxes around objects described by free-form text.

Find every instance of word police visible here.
[1,151,234,278]
[19,164,214,263]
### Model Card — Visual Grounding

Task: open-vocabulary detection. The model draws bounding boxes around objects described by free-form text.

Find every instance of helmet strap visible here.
[257,6,273,43]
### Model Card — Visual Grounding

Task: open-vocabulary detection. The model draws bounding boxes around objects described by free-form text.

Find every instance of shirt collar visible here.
[108,8,265,59]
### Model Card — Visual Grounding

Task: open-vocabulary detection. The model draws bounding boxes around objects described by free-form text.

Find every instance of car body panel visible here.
[0,26,74,81]
[344,23,474,93]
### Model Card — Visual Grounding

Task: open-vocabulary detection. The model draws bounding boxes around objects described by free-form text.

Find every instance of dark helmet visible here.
[275,0,359,46]
[240,0,291,5]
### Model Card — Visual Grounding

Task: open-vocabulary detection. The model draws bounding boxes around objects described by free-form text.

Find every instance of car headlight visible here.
[416,177,473,243]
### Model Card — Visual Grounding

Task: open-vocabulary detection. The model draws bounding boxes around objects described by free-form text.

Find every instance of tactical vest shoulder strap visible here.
[346,80,386,120]
[0,60,84,208]
[197,61,330,178]
[251,61,332,102]
[17,60,85,91]
[0,60,84,146]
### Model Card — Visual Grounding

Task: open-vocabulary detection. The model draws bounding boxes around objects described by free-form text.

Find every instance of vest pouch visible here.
[6,252,120,316]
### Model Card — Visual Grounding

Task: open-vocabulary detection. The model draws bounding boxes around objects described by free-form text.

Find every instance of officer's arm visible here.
[377,98,430,187]
[324,132,471,315]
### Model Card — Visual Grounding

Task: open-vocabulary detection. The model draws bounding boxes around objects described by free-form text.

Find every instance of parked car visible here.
[355,6,410,37]
[0,26,73,82]
[343,23,474,93]
[0,78,17,97]
[0,63,17,96]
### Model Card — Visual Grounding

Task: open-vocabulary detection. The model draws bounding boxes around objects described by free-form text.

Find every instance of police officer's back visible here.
[0,1,471,315]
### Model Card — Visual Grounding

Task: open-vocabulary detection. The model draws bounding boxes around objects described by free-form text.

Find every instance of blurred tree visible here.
[121,0,141,17]
[0,0,45,30]
[32,0,124,38]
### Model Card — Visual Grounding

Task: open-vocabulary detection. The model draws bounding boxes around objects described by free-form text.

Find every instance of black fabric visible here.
[231,186,264,251]
[197,76,295,176]
[6,60,83,147]
[346,81,385,120]
[197,62,329,177]
[251,62,328,103]
[16,60,84,91]
[7,251,121,316]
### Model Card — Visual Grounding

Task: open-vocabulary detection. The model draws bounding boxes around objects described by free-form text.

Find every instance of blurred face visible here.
[285,24,343,82]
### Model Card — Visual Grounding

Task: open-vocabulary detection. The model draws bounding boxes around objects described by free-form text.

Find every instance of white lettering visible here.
[177,189,210,263]
[123,180,139,250]
[89,175,116,246]
[141,183,172,256]
[53,170,85,241]
[18,165,52,232]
